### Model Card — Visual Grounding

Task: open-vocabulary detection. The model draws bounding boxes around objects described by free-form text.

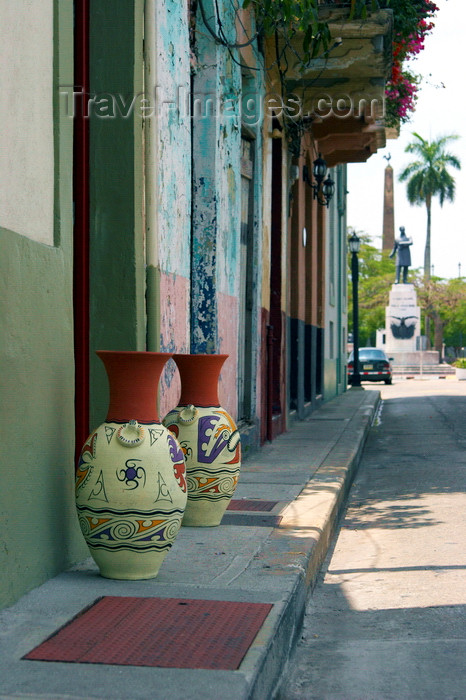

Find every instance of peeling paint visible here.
[146,1,191,278]
[189,0,265,417]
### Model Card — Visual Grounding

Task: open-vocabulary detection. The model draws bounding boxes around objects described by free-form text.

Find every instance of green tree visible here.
[347,230,393,346]
[443,295,466,357]
[399,133,461,279]
[414,275,466,356]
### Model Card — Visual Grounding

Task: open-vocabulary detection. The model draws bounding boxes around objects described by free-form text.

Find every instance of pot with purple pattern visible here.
[163,354,241,526]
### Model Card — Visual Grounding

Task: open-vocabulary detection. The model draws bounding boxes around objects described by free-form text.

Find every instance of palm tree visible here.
[399,133,461,279]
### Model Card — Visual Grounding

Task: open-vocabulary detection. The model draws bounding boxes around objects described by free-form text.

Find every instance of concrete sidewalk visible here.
[0,388,380,700]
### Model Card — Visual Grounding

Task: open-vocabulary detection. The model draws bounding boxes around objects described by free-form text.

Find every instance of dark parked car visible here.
[347,347,393,385]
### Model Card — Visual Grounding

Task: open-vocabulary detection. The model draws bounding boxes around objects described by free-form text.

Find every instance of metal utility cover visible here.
[227,499,279,512]
[24,596,273,670]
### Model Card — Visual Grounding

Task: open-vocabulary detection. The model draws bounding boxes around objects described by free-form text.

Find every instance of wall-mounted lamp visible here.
[303,154,335,208]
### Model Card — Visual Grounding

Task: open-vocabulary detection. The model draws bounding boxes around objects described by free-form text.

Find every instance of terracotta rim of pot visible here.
[97,350,173,423]
[173,353,228,407]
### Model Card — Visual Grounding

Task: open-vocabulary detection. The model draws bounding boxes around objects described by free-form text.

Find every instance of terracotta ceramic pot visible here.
[163,354,241,526]
[75,351,187,579]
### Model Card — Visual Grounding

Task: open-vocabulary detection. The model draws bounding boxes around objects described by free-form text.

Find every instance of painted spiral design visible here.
[78,514,91,537]
[218,475,237,494]
[186,474,199,493]
[111,520,138,540]
[164,517,183,541]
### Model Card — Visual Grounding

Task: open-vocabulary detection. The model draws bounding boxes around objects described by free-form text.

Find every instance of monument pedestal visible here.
[382,284,439,367]
[385,284,420,354]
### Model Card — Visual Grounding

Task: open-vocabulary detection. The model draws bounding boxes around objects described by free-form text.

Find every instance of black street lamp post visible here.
[348,232,361,387]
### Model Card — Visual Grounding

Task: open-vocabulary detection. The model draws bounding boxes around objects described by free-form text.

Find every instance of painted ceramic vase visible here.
[75,351,187,580]
[163,354,241,526]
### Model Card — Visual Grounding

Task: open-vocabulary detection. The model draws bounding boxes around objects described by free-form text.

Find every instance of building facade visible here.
[0,0,392,608]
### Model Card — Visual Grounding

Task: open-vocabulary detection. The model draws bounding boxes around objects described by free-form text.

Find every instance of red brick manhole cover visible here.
[24,597,273,670]
[227,499,278,512]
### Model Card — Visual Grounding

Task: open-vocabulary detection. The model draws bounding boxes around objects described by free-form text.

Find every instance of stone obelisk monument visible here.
[382,154,395,251]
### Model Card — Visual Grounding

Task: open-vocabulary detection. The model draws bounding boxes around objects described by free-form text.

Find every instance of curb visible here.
[249,389,381,699]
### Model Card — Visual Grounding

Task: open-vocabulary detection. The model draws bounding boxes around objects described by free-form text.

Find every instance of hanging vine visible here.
[242,0,332,63]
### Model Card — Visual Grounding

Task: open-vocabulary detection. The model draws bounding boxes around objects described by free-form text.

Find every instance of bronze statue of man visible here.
[389,226,413,284]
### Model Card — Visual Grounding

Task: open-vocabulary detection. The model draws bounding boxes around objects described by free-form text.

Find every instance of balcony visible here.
[266,3,394,163]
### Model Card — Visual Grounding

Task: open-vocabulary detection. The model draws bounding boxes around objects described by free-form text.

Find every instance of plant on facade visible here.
[399,133,461,280]
[385,68,420,127]
[382,0,438,126]
[242,0,331,63]
[240,0,333,156]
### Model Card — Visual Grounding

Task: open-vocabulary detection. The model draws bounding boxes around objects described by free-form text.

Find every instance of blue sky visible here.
[347,0,466,279]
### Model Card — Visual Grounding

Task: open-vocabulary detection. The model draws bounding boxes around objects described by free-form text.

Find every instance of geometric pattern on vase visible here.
[76,505,184,552]
[75,422,187,577]
[163,406,240,526]
[75,351,187,579]
[165,407,241,499]
[163,354,241,527]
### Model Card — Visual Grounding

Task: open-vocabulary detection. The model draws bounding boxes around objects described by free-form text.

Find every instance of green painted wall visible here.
[323,165,348,402]
[323,358,338,400]
[89,1,146,427]
[0,1,87,610]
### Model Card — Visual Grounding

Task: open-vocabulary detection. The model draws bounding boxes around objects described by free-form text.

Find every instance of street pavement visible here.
[0,387,379,700]
[280,378,466,700]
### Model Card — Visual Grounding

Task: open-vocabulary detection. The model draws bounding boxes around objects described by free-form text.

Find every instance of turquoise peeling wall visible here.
[191,0,242,353]
[191,1,264,419]
[191,0,264,417]
[146,0,191,282]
